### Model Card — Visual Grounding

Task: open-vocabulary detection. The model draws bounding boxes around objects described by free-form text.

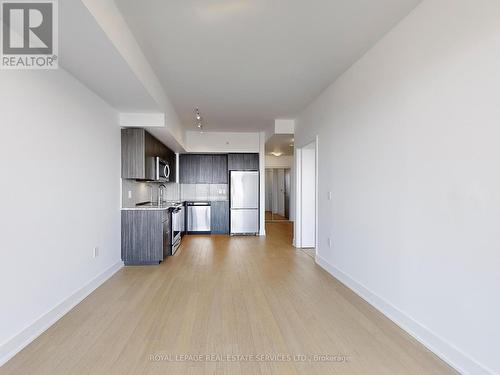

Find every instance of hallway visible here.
[2,224,454,375]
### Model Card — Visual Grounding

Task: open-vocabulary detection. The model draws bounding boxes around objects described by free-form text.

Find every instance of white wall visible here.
[0,69,122,364]
[265,155,293,168]
[295,1,500,373]
[274,119,295,134]
[185,131,260,153]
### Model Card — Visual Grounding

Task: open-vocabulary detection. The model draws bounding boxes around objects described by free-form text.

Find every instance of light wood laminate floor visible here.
[1,222,456,375]
[265,211,289,222]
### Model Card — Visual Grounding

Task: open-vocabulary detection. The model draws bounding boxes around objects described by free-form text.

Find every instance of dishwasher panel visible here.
[187,202,211,232]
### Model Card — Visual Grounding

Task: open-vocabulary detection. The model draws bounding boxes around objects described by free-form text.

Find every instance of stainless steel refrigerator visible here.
[230,171,259,235]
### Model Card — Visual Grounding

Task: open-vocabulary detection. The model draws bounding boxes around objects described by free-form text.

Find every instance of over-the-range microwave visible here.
[143,156,171,182]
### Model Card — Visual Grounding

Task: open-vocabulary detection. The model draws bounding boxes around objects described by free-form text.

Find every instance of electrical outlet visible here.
[93,247,99,258]
[127,190,132,199]
[327,238,332,248]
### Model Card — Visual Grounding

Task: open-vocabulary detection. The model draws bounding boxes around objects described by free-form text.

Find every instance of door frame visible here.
[294,136,319,256]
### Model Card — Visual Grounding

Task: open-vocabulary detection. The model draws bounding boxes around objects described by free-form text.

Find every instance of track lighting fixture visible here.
[194,108,203,132]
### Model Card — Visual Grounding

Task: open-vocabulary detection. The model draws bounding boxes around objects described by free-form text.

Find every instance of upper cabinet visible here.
[179,153,196,184]
[228,153,259,171]
[121,128,145,179]
[179,154,228,184]
[121,128,176,181]
[179,153,258,184]
[211,154,228,183]
[198,155,213,184]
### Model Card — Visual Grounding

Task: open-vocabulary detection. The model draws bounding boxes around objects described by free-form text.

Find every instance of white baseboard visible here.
[0,261,124,367]
[315,255,494,375]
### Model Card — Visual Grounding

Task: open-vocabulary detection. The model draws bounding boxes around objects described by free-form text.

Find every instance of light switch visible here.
[328,191,332,200]
[128,190,132,199]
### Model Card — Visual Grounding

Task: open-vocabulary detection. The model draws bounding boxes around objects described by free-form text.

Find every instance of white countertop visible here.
[121,201,183,211]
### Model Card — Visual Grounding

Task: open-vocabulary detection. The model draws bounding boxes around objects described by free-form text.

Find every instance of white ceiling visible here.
[60,0,160,112]
[115,0,421,132]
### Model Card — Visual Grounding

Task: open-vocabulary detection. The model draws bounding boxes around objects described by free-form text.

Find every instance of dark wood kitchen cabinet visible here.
[228,153,259,171]
[198,155,213,183]
[179,154,228,184]
[180,154,211,183]
[179,154,198,183]
[211,154,228,183]
[121,210,170,265]
[211,201,229,234]
[121,128,176,181]
[121,128,145,179]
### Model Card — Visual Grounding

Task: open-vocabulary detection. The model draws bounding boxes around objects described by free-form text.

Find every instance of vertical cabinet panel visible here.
[179,154,188,183]
[144,131,159,159]
[198,155,213,183]
[211,201,229,234]
[121,129,145,179]
[179,154,229,184]
[179,154,198,184]
[228,153,259,171]
[228,153,245,170]
[244,153,259,170]
[212,154,228,183]
[122,210,164,264]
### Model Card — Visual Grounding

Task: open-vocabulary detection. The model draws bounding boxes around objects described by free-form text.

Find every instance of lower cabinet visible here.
[211,201,229,234]
[121,210,170,265]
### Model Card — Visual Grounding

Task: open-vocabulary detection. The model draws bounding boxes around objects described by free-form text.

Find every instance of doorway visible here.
[265,168,291,221]
[295,138,318,255]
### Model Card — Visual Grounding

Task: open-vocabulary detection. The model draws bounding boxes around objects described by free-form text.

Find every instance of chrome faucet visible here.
[158,184,167,205]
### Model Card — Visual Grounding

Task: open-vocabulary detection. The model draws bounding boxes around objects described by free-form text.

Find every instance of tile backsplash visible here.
[181,184,228,201]
[122,180,180,208]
